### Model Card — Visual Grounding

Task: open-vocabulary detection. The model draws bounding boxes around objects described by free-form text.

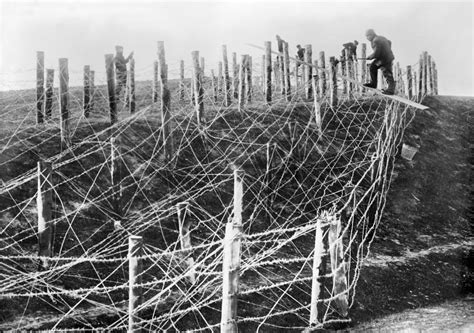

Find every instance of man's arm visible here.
[367,38,382,60]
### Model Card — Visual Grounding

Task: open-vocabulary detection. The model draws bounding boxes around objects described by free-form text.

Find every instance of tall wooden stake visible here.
[265,41,272,103]
[36,51,45,124]
[361,43,367,85]
[223,45,231,106]
[329,57,338,108]
[211,69,218,102]
[179,60,185,102]
[328,214,348,317]
[305,44,313,99]
[246,55,253,102]
[309,220,324,325]
[37,161,53,269]
[83,65,91,118]
[105,54,117,125]
[59,58,70,144]
[158,41,174,161]
[200,57,205,78]
[128,235,143,333]
[422,51,428,96]
[192,51,205,124]
[153,60,159,103]
[406,65,413,99]
[218,61,223,93]
[44,69,54,120]
[177,202,196,284]
[221,168,244,332]
[318,51,326,96]
[90,70,95,113]
[283,42,291,101]
[129,58,136,113]
[312,74,322,135]
[232,52,238,99]
[238,55,247,112]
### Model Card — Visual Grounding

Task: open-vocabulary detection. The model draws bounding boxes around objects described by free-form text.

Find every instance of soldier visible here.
[114,45,134,101]
[363,29,395,95]
[296,44,305,67]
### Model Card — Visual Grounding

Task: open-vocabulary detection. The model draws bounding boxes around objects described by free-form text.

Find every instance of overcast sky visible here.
[0,0,472,96]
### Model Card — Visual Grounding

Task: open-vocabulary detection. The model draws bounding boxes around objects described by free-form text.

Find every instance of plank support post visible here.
[264,41,272,103]
[59,58,70,145]
[36,51,45,124]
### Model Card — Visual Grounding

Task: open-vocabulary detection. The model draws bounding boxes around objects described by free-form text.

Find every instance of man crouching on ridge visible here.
[363,29,395,95]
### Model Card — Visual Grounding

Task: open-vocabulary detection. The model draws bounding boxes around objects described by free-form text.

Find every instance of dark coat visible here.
[368,35,394,64]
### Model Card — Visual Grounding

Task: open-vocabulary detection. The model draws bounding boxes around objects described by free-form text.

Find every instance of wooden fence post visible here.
[312,74,322,136]
[218,61,223,93]
[158,41,174,161]
[177,202,196,284]
[200,57,205,79]
[179,60,185,102]
[345,49,354,95]
[276,36,285,96]
[283,42,291,101]
[110,136,122,228]
[129,58,136,113]
[361,43,367,85]
[265,41,272,103]
[318,51,326,96]
[427,54,433,95]
[261,54,265,91]
[153,60,159,103]
[432,61,438,95]
[59,58,70,144]
[328,214,348,318]
[246,56,253,102]
[90,70,95,113]
[309,220,324,325]
[304,45,313,99]
[210,69,217,102]
[36,51,45,124]
[83,65,91,118]
[417,54,423,99]
[422,51,428,96]
[329,57,338,108]
[406,65,413,99]
[223,45,231,106]
[105,54,117,125]
[192,51,205,124]
[221,168,244,332]
[238,55,247,112]
[128,235,143,333]
[232,52,238,99]
[37,160,53,269]
[44,69,54,120]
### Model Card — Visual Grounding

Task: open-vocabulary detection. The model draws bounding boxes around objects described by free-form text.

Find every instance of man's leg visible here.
[381,62,395,93]
[364,61,379,88]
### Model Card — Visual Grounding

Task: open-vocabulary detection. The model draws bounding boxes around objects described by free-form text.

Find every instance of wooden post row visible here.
[128,235,143,333]
[177,202,196,284]
[37,161,53,269]
[36,51,45,124]
[157,41,174,161]
[221,168,244,332]
[59,58,70,144]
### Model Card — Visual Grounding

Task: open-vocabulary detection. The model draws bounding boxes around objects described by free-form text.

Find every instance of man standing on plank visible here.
[363,29,395,95]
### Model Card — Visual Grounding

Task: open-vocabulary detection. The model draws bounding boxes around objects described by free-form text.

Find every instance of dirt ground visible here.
[347,95,473,331]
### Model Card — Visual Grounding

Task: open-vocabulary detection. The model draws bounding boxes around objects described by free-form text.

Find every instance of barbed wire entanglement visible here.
[0,39,438,331]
